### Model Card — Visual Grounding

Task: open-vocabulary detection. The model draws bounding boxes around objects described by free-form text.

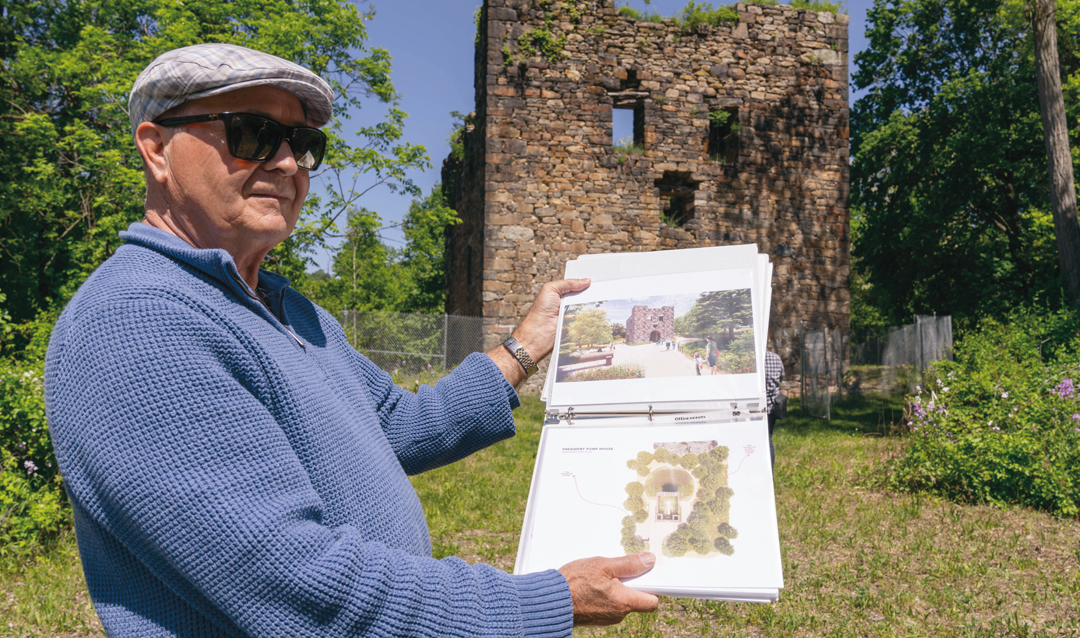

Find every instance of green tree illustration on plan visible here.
[621,443,736,558]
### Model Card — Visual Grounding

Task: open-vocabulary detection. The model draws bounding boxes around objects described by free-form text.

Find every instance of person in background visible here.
[706,335,719,375]
[764,350,785,466]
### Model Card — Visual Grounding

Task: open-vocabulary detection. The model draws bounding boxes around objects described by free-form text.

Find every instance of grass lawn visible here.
[5,393,1079,636]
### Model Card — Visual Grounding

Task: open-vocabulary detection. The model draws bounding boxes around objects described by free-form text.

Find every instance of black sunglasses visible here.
[154,112,327,170]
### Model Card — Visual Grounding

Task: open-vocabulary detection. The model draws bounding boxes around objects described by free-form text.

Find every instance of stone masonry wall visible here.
[443,0,850,390]
[626,305,675,344]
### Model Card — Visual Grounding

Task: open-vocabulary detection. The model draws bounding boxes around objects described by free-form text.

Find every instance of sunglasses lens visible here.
[288,128,327,170]
[228,114,281,161]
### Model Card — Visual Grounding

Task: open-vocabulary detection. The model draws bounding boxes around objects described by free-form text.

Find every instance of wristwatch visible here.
[502,335,539,378]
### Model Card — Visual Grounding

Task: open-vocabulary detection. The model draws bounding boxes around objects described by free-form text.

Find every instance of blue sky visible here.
[569,292,702,326]
[309,0,875,273]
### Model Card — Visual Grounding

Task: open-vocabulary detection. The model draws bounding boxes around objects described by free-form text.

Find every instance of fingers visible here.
[558,554,660,626]
[619,585,660,614]
[602,552,656,580]
[513,278,592,362]
[546,277,591,296]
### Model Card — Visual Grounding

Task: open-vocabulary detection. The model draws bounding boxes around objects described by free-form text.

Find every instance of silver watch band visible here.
[502,335,539,378]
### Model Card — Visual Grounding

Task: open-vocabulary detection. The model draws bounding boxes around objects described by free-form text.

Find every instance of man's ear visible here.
[135,122,169,185]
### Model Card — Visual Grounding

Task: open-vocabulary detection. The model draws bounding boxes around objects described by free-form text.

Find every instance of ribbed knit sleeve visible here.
[351,350,523,475]
[46,287,572,638]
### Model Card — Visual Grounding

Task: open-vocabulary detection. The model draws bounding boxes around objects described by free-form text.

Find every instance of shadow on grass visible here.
[778,392,908,439]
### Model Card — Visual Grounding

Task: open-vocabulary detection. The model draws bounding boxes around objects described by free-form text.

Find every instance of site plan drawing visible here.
[515,422,783,601]
[621,441,738,559]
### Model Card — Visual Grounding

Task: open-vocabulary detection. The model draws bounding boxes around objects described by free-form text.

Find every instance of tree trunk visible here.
[1032,0,1080,302]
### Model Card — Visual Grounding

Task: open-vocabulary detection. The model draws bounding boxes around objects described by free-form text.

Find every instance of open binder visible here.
[513,245,785,603]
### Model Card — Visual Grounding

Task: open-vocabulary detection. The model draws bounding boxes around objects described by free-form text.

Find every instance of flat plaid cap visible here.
[129,43,334,132]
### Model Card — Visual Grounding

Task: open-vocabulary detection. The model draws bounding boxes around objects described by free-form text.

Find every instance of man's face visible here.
[156,85,311,252]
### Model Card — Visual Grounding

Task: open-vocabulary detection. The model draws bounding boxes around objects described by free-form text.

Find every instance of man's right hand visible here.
[558,553,660,626]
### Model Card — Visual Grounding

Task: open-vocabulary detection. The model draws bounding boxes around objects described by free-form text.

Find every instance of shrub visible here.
[563,363,644,382]
[888,308,1080,516]
[0,450,69,551]
[0,308,70,550]
[675,1,739,30]
[789,0,843,13]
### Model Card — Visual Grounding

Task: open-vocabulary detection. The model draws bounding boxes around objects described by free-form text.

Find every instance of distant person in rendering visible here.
[706,335,719,374]
[44,43,657,638]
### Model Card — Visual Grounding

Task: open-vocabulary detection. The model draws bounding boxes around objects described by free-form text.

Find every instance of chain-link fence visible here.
[800,326,845,419]
[338,311,488,376]
[849,315,953,394]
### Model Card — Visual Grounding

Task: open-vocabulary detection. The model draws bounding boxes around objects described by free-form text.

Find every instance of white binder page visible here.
[515,421,783,597]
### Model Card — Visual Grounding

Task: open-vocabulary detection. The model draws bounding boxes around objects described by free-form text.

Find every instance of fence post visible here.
[800,321,805,413]
[824,326,830,419]
[443,313,449,370]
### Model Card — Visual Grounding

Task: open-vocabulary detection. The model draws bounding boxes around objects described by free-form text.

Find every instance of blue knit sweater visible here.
[45,223,573,638]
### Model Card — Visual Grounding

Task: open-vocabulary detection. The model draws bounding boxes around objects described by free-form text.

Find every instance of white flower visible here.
[942,387,950,393]
[988,421,993,426]
[1001,391,1009,399]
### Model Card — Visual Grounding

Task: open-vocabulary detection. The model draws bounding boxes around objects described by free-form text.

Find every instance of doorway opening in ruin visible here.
[708,107,740,163]
[650,330,661,343]
[655,171,701,228]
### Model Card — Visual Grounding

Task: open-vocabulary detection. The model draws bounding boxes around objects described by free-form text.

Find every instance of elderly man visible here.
[45,44,656,638]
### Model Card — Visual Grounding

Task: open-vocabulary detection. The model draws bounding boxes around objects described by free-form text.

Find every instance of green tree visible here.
[680,290,753,340]
[395,184,460,313]
[1030,0,1080,301]
[0,0,429,325]
[567,307,612,348]
[851,0,1077,322]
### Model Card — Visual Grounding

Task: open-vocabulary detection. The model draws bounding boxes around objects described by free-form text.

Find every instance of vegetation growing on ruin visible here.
[616,0,841,29]
[613,136,645,164]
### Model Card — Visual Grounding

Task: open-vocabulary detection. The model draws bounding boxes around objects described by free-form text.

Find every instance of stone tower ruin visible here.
[626,305,675,344]
[443,0,850,385]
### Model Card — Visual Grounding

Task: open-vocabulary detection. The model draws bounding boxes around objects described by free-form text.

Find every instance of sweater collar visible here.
[118,222,292,301]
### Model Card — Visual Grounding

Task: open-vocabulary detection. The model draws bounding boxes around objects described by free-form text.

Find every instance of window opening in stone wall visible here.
[610,68,647,162]
[708,107,741,163]
[613,109,635,148]
[612,101,645,155]
[655,172,700,228]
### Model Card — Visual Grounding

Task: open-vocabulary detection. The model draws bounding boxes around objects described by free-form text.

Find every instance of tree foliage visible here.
[567,307,612,348]
[678,289,752,338]
[0,0,430,325]
[851,0,1080,325]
